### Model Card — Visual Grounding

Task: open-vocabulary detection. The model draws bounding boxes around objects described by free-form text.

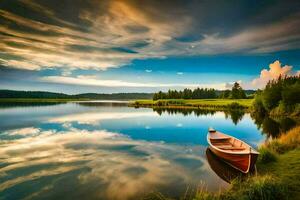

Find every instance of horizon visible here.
[0,0,300,93]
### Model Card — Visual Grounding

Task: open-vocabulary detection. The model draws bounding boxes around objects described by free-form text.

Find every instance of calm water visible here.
[0,102,266,200]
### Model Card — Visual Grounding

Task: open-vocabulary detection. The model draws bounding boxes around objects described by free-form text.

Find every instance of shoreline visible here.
[129,99,253,111]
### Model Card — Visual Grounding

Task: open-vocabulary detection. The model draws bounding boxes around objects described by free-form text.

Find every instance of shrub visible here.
[257,146,277,163]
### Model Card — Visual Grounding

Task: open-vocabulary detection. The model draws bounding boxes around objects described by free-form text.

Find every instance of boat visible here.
[207,128,259,173]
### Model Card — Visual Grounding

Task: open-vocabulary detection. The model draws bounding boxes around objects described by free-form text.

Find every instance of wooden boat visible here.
[207,128,259,173]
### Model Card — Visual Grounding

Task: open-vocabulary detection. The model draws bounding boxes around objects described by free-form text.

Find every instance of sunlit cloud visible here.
[250,60,299,89]
[0,0,299,72]
[4,127,40,136]
[40,75,229,89]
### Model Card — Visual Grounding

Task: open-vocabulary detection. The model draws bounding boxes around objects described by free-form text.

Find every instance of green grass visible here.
[0,98,90,103]
[129,99,253,110]
[257,146,277,164]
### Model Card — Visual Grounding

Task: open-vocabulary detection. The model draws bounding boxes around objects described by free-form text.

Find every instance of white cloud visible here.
[225,80,242,90]
[250,60,299,88]
[177,72,184,75]
[5,127,41,136]
[40,75,229,89]
[145,69,152,73]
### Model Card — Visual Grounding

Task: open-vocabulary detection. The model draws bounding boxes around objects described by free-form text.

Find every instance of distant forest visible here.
[153,82,255,100]
[0,86,255,100]
[0,90,154,100]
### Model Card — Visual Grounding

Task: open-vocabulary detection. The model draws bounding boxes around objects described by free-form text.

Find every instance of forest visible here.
[252,75,300,117]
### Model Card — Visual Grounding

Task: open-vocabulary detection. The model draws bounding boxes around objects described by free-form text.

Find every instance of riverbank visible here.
[129,99,253,110]
[146,126,300,200]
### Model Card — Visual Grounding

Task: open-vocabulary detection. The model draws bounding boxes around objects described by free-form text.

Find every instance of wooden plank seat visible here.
[218,146,246,150]
[210,136,231,140]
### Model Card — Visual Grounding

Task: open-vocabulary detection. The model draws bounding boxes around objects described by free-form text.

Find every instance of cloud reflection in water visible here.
[0,123,226,200]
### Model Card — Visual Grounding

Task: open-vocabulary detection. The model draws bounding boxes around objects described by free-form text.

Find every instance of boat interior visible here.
[208,130,250,152]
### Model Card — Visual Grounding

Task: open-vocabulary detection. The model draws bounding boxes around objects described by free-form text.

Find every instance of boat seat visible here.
[210,136,231,140]
[218,146,246,150]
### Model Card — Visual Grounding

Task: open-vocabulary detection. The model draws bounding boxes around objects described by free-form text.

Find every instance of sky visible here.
[0,0,300,94]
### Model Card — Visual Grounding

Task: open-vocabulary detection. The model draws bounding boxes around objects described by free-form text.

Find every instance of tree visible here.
[219,90,231,99]
[231,82,246,99]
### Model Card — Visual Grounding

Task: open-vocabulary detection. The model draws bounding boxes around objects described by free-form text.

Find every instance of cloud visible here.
[224,80,242,90]
[40,75,229,89]
[4,127,41,136]
[0,1,299,71]
[145,69,152,73]
[251,60,299,88]
[177,72,184,75]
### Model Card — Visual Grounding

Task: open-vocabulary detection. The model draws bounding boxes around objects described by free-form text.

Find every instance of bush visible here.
[258,146,277,163]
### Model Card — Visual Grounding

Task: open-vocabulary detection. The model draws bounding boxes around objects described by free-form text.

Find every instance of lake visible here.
[0,102,266,200]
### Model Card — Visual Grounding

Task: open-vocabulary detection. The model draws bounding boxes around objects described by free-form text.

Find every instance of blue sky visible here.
[0,0,300,93]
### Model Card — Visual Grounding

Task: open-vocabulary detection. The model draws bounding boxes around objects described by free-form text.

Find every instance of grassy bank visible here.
[129,99,253,110]
[144,126,300,200]
[0,98,90,103]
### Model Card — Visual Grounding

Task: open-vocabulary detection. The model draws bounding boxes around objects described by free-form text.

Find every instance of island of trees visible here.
[153,82,247,100]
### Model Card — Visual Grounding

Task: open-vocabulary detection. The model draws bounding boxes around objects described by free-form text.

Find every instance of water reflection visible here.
[206,148,253,183]
[251,112,297,138]
[0,102,65,108]
[153,107,245,125]
[0,102,266,199]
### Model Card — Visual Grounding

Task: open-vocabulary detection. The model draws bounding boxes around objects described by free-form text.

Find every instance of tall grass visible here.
[267,126,300,154]
[130,99,253,110]
[257,146,277,163]
[193,175,286,200]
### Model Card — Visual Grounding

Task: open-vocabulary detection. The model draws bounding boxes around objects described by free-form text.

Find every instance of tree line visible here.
[153,82,247,100]
[252,75,300,116]
[0,90,153,100]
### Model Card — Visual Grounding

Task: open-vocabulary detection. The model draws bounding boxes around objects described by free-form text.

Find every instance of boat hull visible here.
[209,146,258,173]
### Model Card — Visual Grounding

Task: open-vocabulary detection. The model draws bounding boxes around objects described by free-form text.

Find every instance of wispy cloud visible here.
[0,0,299,71]
[40,75,228,89]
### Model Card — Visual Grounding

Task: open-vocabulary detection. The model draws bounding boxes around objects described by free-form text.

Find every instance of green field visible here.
[130,99,253,109]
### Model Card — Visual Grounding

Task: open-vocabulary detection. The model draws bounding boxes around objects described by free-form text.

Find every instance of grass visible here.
[267,126,300,153]
[257,146,277,164]
[129,99,253,110]
[0,98,90,103]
